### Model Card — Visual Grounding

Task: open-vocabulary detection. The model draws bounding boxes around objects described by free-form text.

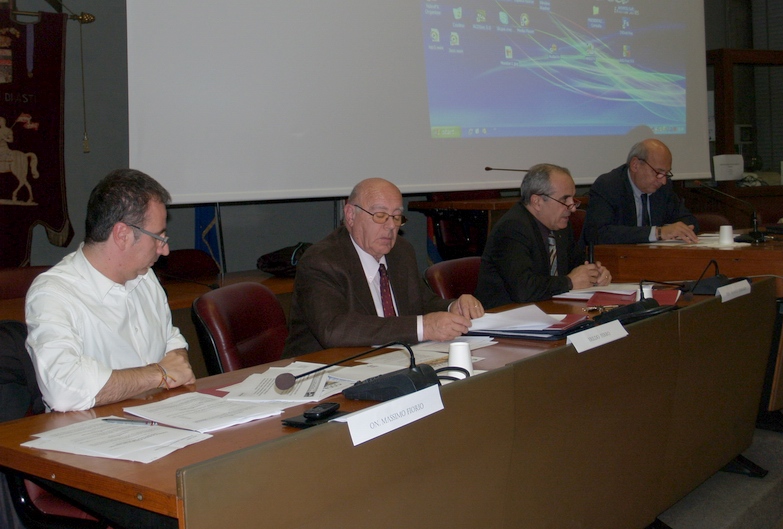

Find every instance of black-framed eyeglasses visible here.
[352,204,408,226]
[126,223,170,247]
[639,158,674,179]
[542,194,581,211]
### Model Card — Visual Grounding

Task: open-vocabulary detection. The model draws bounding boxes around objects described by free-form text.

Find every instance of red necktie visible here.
[378,264,396,317]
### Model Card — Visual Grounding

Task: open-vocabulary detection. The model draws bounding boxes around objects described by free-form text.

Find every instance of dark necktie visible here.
[378,264,396,317]
[548,232,557,276]
[640,194,650,227]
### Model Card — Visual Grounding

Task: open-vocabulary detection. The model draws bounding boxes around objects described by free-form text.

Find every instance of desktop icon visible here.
[476,9,486,23]
[623,45,631,57]
[450,32,460,46]
[499,12,509,24]
[505,46,513,59]
[520,13,529,26]
[453,7,462,20]
[593,6,599,15]
[431,28,440,42]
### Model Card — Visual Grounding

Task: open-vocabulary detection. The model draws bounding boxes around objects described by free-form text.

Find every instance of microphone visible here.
[484,166,529,172]
[681,259,730,297]
[692,180,765,243]
[274,342,440,402]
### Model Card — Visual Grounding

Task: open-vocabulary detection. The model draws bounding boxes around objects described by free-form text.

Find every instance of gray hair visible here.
[520,163,571,205]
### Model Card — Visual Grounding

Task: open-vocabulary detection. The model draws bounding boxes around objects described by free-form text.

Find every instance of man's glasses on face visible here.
[542,194,581,211]
[639,158,674,179]
[126,223,170,247]
[352,204,408,226]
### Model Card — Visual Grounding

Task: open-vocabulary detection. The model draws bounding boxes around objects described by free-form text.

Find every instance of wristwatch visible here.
[656,227,662,241]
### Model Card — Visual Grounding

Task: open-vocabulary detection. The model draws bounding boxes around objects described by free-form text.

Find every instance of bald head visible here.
[627,138,673,195]
[344,178,404,260]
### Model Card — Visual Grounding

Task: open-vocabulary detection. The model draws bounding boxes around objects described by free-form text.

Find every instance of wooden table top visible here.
[0,297,602,519]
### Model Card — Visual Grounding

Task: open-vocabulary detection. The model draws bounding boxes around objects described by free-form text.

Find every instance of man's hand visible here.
[568,261,611,289]
[158,348,196,388]
[449,294,485,319]
[660,222,698,243]
[423,312,472,342]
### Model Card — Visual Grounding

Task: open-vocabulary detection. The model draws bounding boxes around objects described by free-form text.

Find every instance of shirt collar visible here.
[349,235,389,282]
[75,242,147,300]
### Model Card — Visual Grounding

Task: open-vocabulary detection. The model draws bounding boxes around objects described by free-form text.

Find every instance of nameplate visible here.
[334,385,444,446]
[567,320,628,353]
[718,279,751,302]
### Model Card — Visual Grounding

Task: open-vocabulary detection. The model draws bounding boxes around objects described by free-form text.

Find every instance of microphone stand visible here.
[693,180,765,243]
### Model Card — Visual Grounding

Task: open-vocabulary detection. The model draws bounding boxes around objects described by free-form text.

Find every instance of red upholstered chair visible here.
[693,212,731,232]
[569,208,587,241]
[191,282,287,375]
[153,248,220,282]
[424,256,482,299]
[0,266,50,300]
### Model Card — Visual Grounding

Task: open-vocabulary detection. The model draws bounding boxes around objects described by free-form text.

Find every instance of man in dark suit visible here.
[284,178,485,357]
[582,138,699,244]
[475,164,612,309]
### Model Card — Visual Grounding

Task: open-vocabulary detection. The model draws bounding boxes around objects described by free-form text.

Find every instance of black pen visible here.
[588,243,595,264]
[102,418,157,426]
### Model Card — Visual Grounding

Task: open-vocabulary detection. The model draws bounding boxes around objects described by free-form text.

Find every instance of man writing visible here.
[475,163,611,309]
[26,169,195,413]
[582,138,699,244]
[284,177,485,357]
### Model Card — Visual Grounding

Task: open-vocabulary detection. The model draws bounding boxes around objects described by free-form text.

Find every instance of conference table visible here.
[0,280,775,529]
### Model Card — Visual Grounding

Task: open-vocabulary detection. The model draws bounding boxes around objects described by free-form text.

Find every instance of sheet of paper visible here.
[552,283,639,300]
[221,366,332,403]
[124,393,284,433]
[22,417,211,463]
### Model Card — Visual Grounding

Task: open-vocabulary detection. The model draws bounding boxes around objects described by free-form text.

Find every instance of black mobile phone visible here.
[303,402,340,420]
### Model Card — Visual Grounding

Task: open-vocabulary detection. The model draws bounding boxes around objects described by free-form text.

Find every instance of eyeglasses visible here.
[639,158,674,179]
[126,223,170,247]
[352,204,408,226]
[542,194,581,211]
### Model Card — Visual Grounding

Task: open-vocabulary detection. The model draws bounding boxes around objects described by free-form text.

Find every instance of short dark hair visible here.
[85,169,171,244]
[520,163,571,205]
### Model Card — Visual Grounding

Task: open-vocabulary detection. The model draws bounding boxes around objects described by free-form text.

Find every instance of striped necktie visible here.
[378,264,396,317]
[548,232,557,276]
[640,194,650,227]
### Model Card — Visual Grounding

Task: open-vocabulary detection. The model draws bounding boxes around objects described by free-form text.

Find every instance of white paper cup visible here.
[637,284,654,301]
[447,341,473,379]
[719,225,734,246]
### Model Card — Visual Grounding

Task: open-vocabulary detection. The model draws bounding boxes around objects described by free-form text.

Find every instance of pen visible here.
[102,418,157,426]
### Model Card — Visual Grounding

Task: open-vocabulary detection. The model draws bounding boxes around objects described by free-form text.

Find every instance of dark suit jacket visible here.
[582,164,698,244]
[283,226,452,357]
[474,202,583,309]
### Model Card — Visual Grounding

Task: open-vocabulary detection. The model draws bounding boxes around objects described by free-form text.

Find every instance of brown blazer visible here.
[283,226,452,357]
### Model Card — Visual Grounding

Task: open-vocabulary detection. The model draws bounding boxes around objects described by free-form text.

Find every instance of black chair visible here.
[0,320,109,529]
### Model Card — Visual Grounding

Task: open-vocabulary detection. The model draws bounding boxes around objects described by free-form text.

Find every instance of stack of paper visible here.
[22,417,211,463]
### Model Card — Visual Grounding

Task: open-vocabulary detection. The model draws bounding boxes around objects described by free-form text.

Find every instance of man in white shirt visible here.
[26,169,195,413]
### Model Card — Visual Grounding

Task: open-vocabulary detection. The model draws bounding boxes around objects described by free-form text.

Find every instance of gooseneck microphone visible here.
[485,166,529,172]
[274,342,439,401]
[692,180,765,243]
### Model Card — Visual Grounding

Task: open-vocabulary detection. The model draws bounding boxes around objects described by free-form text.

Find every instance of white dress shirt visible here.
[349,236,425,341]
[25,244,187,411]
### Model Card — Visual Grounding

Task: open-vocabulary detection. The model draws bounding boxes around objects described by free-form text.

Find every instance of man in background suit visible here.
[284,178,484,357]
[475,164,611,309]
[582,138,699,244]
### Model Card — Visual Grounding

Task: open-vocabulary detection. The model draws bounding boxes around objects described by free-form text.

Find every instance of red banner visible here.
[0,7,72,266]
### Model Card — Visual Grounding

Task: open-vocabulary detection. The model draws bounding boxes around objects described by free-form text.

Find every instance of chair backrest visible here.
[424,256,482,299]
[153,248,220,282]
[569,208,587,241]
[191,282,288,375]
[694,212,731,232]
[0,266,50,300]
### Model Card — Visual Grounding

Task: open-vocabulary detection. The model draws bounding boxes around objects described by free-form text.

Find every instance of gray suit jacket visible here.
[283,226,452,357]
